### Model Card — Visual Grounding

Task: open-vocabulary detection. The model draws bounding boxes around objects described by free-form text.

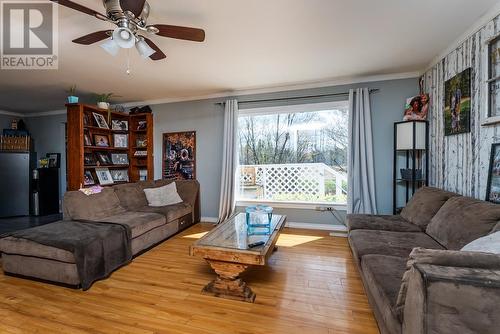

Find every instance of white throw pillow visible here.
[460,231,500,254]
[143,182,183,207]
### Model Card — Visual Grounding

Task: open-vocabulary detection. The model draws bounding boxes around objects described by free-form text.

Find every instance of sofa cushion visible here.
[136,203,192,222]
[349,230,444,261]
[346,214,421,232]
[361,255,407,333]
[63,188,126,221]
[100,211,166,239]
[400,187,457,229]
[426,196,500,250]
[113,183,148,211]
[0,236,75,263]
[143,182,183,207]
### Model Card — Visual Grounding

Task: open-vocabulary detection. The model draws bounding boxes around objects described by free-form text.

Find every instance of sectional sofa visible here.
[347,187,500,334]
[0,179,200,287]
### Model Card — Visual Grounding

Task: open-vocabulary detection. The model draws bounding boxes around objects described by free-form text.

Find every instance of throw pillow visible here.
[143,182,183,207]
[461,231,500,254]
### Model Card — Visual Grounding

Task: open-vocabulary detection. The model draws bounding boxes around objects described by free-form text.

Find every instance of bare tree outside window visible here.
[237,103,349,204]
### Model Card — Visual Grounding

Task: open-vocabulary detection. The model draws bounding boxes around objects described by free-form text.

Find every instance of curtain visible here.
[218,99,239,223]
[347,88,377,214]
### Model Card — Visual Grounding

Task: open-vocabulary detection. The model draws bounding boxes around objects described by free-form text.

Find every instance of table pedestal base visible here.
[202,260,256,303]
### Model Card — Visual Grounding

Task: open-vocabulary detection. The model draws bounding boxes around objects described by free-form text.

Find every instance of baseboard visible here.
[201,217,218,223]
[285,222,347,232]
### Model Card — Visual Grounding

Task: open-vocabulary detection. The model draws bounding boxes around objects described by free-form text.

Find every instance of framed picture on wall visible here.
[162,131,196,180]
[444,68,471,136]
[486,143,500,204]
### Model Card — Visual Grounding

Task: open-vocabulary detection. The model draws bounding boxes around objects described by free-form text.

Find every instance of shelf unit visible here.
[393,120,429,214]
[67,104,154,190]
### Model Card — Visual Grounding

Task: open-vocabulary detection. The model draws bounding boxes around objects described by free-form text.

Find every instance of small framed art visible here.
[114,134,128,148]
[94,134,110,147]
[93,112,109,129]
[110,169,129,182]
[96,152,112,165]
[84,132,93,146]
[111,153,129,165]
[84,171,95,186]
[95,168,114,185]
[84,153,95,166]
[111,119,128,131]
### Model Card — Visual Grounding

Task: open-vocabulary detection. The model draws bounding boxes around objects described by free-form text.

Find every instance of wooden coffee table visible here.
[190,213,287,302]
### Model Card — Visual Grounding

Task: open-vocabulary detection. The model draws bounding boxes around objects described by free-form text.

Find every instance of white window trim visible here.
[238,100,349,116]
[236,199,347,211]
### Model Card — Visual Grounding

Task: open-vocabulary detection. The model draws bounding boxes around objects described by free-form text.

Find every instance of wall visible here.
[423,13,500,199]
[0,114,17,129]
[152,78,419,221]
[24,114,68,199]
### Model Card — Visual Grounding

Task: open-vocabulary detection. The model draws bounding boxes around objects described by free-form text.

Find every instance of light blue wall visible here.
[0,114,17,130]
[152,78,419,221]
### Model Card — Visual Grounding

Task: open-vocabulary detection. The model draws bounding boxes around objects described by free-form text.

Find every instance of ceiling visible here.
[1,0,499,113]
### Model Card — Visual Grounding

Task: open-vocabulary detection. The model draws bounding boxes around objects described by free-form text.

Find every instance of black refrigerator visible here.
[0,151,36,217]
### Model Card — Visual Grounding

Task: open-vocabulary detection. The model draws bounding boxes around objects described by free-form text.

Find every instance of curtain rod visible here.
[215,88,379,105]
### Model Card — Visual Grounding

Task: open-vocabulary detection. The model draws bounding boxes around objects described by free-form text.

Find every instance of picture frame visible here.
[83,171,95,186]
[110,169,129,182]
[136,136,147,148]
[162,131,196,180]
[93,134,110,147]
[137,120,147,131]
[444,68,471,136]
[84,132,93,146]
[111,153,129,165]
[113,134,128,148]
[93,112,109,129]
[111,119,128,131]
[46,153,61,168]
[96,152,112,165]
[84,153,95,166]
[486,143,500,204]
[83,113,92,126]
[95,168,114,185]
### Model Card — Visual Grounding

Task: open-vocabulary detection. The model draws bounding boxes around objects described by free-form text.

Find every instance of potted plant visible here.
[95,93,115,110]
[66,85,79,104]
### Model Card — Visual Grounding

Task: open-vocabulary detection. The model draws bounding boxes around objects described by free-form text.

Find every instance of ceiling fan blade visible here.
[120,0,146,17]
[49,0,104,17]
[72,30,112,45]
[143,38,166,61]
[149,24,205,42]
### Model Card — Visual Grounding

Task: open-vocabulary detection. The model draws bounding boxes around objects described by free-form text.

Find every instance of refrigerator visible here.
[0,152,36,217]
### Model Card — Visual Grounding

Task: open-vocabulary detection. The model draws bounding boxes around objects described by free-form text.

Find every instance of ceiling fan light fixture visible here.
[100,38,120,56]
[112,27,135,49]
[136,37,155,59]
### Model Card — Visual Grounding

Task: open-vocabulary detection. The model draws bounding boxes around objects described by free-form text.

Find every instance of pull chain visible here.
[126,48,131,75]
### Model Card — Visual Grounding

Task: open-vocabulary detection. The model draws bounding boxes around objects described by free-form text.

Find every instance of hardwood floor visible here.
[0,223,379,334]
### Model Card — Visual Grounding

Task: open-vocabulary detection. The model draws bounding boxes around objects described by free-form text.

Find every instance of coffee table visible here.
[190,213,287,302]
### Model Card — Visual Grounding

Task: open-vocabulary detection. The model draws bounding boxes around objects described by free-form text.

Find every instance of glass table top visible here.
[197,213,284,251]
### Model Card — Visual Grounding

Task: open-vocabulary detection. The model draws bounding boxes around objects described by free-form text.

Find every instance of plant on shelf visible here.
[94,93,116,110]
[66,84,79,104]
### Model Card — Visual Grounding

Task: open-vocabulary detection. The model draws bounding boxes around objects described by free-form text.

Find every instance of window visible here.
[237,101,349,207]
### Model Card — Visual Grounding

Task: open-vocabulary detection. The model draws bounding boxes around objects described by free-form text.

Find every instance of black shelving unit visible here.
[393,120,429,214]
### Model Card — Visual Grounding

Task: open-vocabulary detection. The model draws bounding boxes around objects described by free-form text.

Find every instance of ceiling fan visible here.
[50,0,206,60]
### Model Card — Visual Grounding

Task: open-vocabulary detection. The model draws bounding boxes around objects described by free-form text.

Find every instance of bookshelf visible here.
[66,104,154,190]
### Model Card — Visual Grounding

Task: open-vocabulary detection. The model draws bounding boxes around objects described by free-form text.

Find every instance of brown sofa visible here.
[347,187,500,334]
[0,179,200,286]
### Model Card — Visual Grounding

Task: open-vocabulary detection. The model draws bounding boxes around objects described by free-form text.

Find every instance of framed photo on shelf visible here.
[111,153,129,165]
[113,134,128,148]
[83,171,95,186]
[84,153,95,166]
[96,152,112,165]
[111,119,128,131]
[110,169,129,182]
[137,120,147,131]
[486,143,500,204]
[46,153,61,168]
[83,113,92,126]
[93,134,110,147]
[136,136,147,148]
[93,112,109,129]
[162,131,196,180]
[84,132,93,146]
[95,168,114,185]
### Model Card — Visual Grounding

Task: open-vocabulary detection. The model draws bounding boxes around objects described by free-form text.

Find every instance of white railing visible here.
[238,163,347,202]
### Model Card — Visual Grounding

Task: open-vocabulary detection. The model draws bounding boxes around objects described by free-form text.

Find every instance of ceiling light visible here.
[136,37,156,59]
[100,38,120,56]
[112,27,135,49]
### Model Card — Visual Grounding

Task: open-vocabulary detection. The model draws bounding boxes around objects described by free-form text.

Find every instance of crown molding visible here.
[425,1,500,72]
[0,110,24,117]
[23,109,66,118]
[121,71,421,108]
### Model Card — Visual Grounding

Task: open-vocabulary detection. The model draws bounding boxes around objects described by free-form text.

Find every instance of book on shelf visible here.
[139,169,147,181]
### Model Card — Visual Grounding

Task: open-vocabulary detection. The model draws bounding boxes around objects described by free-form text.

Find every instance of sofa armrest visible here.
[402,263,500,334]
[175,180,200,223]
[405,247,500,270]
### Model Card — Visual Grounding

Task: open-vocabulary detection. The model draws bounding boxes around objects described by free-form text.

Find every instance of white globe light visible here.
[112,27,135,49]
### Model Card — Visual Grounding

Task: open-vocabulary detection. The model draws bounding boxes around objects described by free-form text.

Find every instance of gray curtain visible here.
[218,99,239,223]
[347,88,377,214]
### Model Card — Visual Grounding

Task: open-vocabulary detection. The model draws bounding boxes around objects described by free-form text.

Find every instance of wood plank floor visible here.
[0,223,379,334]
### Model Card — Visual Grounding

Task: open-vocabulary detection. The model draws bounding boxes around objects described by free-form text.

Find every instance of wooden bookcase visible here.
[66,104,154,191]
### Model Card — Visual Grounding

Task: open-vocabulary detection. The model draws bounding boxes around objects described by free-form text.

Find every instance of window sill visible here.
[481,116,500,126]
[236,200,347,211]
